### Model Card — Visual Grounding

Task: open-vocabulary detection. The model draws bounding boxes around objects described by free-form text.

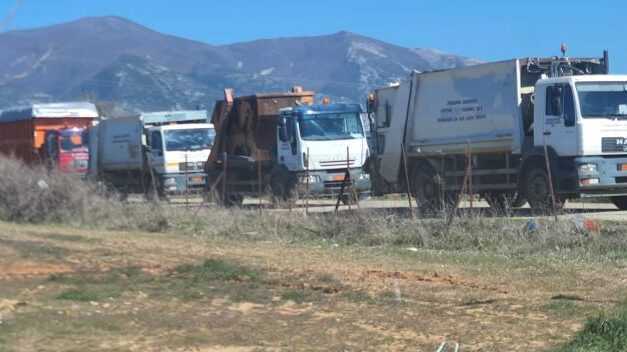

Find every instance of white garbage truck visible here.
[88,110,215,198]
[367,51,627,212]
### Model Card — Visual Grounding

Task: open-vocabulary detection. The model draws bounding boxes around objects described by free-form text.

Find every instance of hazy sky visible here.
[1,0,626,71]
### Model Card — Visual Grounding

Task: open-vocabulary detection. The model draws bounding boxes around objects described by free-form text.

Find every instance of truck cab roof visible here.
[538,74,627,86]
[282,103,362,116]
[140,110,208,126]
[0,102,99,123]
[147,122,214,131]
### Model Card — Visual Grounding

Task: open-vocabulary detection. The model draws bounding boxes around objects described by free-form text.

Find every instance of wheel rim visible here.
[526,169,554,210]
[529,174,548,202]
[414,171,439,210]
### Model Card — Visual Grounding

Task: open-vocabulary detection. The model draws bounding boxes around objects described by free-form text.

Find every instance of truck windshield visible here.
[298,113,364,141]
[577,83,627,118]
[59,129,87,151]
[164,128,215,151]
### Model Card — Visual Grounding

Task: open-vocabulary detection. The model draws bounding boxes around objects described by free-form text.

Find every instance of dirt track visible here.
[163,196,627,222]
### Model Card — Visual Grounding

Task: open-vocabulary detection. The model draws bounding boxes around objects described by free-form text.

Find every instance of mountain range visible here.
[0,16,481,114]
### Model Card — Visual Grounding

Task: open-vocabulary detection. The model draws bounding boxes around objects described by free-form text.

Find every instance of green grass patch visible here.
[174,259,260,282]
[556,301,627,351]
[156,259,265,302]
[341,290,376,305]
[42,232,98,243]
[281,289,306,303]
[51,266,150,301]
[56,288,114,302]
[0,238,70,260]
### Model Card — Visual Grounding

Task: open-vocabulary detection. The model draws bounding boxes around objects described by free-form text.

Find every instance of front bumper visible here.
[576,156,627,197]
[296,168,371,197]
[160,172,207,194]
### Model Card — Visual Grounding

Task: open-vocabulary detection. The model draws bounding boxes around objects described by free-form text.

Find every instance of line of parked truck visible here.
[2,50,627,213]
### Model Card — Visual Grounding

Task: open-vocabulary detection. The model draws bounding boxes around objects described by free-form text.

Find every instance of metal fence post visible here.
[222,151,227,205]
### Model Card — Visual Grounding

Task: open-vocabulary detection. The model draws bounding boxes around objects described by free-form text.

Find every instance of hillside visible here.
[0,16,480,112]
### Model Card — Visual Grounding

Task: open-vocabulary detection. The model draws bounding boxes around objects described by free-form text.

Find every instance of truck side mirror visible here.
[278,118,289,142]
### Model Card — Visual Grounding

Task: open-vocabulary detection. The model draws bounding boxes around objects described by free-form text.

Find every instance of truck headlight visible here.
[164,177,177,186]
[578,163,598,176]
[580,178,600,186]
[299,175,321,184]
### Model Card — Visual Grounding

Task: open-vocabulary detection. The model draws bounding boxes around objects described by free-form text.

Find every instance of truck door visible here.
[44,131,60,166]
[373,82,411,184]
[543,84,578,156]
[277,116,300,171]
[149,130,165,173]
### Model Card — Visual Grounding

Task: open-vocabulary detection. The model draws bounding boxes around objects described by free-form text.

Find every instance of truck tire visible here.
[209,176,244,207]
[524,167,564,213]
[611,196,627,210]
[411,164,455,215]
[484,192,525,215]
[145,179,167,203]
[511,194,528,208]
[223,193,244,207]
[270,168,298,207]
[341,193,358,205]
[213,188,244,207]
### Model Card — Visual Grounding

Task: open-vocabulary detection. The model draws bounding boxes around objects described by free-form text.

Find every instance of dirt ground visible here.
[0,221,625,351]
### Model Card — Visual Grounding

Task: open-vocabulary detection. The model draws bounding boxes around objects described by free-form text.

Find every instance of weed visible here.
[556,301,627,351]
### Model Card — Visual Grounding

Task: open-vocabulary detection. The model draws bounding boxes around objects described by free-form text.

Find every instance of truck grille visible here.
[602,137,627,153]
[179,161,206,172]
[319,160,355,168]
[324,180,352,189]
[72,159,88,170]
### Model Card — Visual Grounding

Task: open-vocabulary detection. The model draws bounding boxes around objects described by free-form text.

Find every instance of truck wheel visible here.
[611,196,627,210]
[210,177,244,208]
[224,193,244,207]
[484,193,516,215]
[524,167,563,213]
[511,193,527,208]
[412,164,446,214]
[145,180,167,203]
[213,189,244,207]
[270,168,298,207]
[341,193,358,205]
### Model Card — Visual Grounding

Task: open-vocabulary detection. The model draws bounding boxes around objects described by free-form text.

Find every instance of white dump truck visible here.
[367,51,627,212]
[206,88,371,206]
[88,110,215,198]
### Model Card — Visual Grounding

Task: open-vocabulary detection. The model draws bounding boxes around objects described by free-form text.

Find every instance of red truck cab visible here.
[43,127,91,173]
[0,102,98,174]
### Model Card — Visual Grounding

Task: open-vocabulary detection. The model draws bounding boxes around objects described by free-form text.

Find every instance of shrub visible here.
[0,156,167,231]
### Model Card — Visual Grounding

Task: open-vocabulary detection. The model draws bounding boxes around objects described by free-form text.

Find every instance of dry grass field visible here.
[1,211,626,351]
[1,156,626,351]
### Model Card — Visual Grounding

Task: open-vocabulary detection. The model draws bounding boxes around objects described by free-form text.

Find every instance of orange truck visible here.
[0,102,99,173]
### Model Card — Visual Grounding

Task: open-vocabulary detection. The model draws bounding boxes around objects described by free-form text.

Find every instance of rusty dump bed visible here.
[209,89,314,163]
